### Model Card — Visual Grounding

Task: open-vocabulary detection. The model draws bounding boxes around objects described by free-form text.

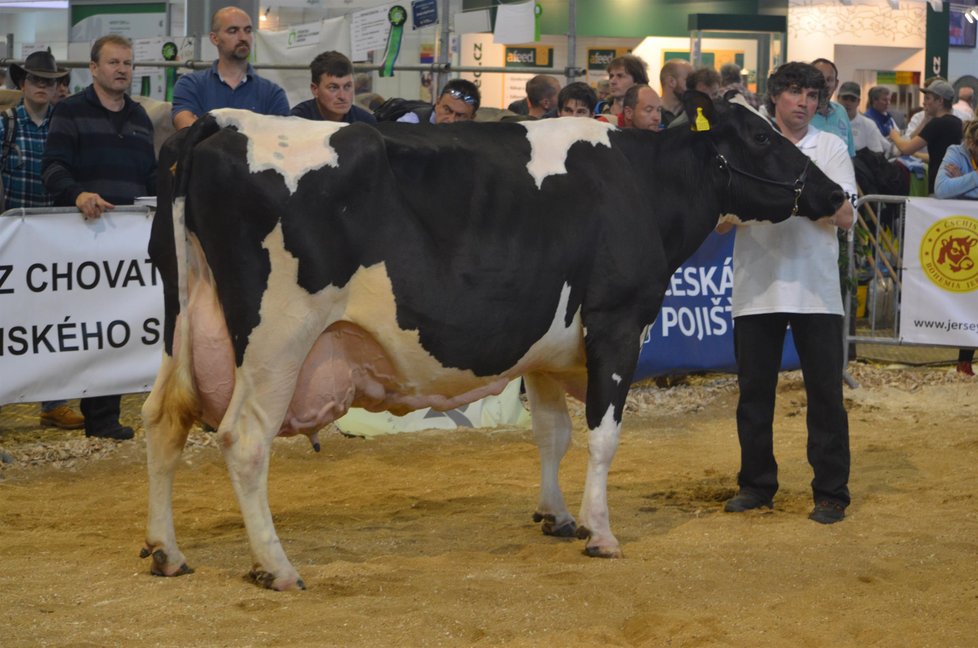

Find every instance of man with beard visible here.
[41,34,157,440]
[172,6,288,129]
[659,59,694,128]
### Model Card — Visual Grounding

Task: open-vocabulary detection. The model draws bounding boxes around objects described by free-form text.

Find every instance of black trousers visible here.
[733,313,850,507]
[80,394,123,436]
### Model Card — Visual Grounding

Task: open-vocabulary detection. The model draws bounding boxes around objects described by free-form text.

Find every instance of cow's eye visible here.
[754,131,770,145]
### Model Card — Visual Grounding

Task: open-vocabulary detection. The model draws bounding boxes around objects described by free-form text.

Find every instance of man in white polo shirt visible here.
[717,62,856,525]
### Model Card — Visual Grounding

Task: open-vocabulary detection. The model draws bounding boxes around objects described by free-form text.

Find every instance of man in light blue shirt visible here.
[171,7,288,129]
[811,58,855,157]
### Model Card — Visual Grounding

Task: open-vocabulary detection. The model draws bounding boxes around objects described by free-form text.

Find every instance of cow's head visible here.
[682,90,846,224]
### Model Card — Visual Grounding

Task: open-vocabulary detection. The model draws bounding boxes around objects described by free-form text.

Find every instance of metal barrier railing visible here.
[845,194,907,351]
[841,193,957,387]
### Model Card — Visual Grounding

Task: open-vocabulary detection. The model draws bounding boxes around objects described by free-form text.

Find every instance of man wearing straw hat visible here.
[1,51,84,430]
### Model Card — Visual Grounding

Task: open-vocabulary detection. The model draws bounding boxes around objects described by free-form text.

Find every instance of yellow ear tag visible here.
[694,106,711,132]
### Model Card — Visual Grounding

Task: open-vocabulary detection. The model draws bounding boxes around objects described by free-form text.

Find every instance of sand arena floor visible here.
[0,362,976,647]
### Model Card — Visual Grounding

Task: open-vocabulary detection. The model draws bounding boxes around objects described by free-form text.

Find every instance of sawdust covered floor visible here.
[1,363,976,647]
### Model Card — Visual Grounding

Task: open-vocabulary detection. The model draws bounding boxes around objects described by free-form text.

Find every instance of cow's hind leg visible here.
[524,373,576,538]
[578,317,642,558]
[142,352,196,577]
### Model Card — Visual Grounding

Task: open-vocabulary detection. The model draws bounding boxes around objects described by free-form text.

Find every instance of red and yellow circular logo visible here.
[919,215,978,293]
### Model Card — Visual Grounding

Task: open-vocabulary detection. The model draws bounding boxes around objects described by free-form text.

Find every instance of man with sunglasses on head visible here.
[1,52,85,431]
[397,79,480,124]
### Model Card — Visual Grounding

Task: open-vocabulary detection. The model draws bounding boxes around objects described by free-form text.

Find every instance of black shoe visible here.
[724,491,773,512]
[86,424,135,441]
[809,500,845,524]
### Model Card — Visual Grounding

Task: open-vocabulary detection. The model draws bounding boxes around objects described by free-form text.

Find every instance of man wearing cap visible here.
[889,80,963,193]
[837,81,897,156]
[2,52,85,431]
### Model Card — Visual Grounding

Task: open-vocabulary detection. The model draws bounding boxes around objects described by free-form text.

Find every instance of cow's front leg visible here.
[524,373,576,538]
[578,319,640,558]
[142,353,195,577]
[220,382,304,591]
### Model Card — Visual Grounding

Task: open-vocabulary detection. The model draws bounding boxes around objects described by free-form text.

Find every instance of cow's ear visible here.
[682,90,717,132]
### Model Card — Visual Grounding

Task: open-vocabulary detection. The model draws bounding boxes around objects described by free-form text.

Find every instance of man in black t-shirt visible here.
[889,80,963,193]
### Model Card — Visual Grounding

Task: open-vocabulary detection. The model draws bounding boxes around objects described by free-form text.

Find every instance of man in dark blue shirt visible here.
[864,85,899,137]
[171,7,289,129]
[291,51,375,124]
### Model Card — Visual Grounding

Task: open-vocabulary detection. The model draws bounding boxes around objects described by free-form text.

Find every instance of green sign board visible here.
[504,46,554,68]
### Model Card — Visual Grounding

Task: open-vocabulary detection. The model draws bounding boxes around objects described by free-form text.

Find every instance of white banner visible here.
[0,209,163,405]
[254,16,350,112]
[900,197,978,346]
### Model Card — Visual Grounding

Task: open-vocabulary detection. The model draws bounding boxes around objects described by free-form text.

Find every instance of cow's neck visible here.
[621,128,727,271]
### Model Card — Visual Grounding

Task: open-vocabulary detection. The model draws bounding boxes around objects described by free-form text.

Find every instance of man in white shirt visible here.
[838,81,897,156]
[717,62,856,525]
[952,84,974,122]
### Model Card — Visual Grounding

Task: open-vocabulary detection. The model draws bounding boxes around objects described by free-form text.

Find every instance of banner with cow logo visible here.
[900,198,978,346]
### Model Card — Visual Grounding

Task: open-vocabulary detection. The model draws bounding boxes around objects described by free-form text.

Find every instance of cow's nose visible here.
[830,189,846,209]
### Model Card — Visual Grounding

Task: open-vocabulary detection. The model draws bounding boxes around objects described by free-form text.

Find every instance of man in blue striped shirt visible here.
[42,35,156,440]
[2,51,85,430]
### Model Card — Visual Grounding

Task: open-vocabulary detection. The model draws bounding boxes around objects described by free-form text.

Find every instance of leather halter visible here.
[714,150,810,217]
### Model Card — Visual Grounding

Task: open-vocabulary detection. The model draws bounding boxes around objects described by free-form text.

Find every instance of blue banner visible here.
[636,232,800,380]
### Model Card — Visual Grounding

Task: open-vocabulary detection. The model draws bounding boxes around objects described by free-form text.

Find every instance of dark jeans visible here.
[733,313,850,507]
[80,394,123,436]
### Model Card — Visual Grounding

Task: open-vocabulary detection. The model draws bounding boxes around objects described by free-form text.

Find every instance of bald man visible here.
[659,59,694,127]
[621,84,662,131]
[954,85,975,121]
[172,6,289,129]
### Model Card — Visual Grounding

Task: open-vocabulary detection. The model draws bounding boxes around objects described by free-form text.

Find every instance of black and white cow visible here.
[142,92,846,590]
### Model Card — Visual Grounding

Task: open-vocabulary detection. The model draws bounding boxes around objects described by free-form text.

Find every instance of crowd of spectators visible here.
[2,8,973,461]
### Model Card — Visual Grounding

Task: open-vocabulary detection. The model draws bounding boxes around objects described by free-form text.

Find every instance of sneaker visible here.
[809,500,845,524]
[86,424,135,441]
[40,405,85,430]
[724,491,773,512]
[956,361,974,376]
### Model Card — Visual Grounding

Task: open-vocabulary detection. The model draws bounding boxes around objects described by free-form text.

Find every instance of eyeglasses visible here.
[444,88,477,105]
[25,74,56,88]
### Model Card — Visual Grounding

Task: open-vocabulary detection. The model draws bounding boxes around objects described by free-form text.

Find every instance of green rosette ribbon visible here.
[380,5,407,78]
[162,41,178,102]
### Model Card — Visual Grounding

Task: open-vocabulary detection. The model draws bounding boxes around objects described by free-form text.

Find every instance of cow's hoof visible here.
[140,546,194,577]
[583,544,624,559]
[247,569,306,591]
[533,512,577,538]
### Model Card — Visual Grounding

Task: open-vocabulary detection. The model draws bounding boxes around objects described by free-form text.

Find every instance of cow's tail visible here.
[145,116,222,432]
